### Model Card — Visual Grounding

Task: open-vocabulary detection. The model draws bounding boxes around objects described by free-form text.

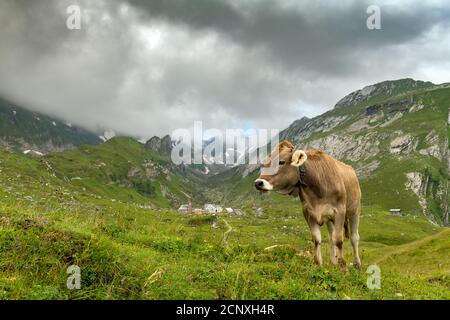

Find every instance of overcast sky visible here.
[0,0,449,140]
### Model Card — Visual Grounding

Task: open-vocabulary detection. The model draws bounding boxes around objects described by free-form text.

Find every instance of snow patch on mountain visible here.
[23,150,44,156]
[100,129,116,142]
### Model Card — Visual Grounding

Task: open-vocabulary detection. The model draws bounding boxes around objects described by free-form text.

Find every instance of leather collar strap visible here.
[297,164,308,188]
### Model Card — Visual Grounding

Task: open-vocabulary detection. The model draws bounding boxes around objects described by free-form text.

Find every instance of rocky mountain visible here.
[145,135,173,155]
[218,79,450,225]
[144,134,248,177]
[333,78,435,109]
[0,97,102,154]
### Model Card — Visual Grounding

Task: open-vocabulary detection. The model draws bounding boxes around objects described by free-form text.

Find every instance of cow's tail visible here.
[344,217,350,239]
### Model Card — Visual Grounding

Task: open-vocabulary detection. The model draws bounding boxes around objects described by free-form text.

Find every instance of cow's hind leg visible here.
[326,221,337,265]
[350,213,361,270]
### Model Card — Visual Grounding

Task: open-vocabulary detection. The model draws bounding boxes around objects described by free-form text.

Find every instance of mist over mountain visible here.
[0,97,101,154]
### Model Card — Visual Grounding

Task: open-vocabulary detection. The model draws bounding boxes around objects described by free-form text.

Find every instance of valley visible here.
[0,79,449,299]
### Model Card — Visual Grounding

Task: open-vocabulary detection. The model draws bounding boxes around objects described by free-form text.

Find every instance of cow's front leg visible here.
[333,213,346,268]
[326,221,337,265]
[309,222,323,265]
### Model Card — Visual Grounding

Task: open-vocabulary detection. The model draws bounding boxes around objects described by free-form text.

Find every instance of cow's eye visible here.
[279,160,286,165]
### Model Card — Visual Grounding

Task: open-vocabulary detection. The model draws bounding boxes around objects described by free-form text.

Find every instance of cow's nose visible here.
[255,180,264,189]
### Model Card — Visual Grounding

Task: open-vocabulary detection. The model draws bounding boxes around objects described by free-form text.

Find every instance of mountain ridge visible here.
[333,78,435,109]
[0,97,102,154]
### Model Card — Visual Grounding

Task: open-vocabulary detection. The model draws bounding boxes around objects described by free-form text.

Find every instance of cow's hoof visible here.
[354,262,362,271]
[338,258,347,269]
[314,257,323,266]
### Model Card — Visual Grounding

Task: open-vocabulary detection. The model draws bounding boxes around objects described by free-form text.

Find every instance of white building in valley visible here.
[204,204,223,213]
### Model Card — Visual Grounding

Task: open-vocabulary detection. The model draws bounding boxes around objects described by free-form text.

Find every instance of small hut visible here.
[389,208,402,216]
[177,204,190,214]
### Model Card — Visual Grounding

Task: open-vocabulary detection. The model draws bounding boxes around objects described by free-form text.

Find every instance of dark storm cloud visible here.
[126,0,450,74]
[0,0,141,132]
[0,0,449,139]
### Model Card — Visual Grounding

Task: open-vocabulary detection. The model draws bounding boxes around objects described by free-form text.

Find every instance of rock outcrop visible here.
[405,172,428,215]
[145,135,172,155]
[304,132,381,162]
[145,136,162,152]
[389,133,417,155]
[160,135,173,155]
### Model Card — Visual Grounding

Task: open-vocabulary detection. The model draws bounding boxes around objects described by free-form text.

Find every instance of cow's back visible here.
[304,151,361,211]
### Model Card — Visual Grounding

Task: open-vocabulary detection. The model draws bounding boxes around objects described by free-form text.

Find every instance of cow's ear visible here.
[278,140,294,151]
[291,150,307,167]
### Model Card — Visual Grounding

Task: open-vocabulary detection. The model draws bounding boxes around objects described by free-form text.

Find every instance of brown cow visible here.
[255,140,361,270]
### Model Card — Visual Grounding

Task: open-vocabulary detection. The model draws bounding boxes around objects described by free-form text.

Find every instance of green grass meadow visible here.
[0,189,448,300]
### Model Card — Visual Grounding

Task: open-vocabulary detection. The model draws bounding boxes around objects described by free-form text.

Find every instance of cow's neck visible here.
[287,165,307,198]
[296,164,308,188]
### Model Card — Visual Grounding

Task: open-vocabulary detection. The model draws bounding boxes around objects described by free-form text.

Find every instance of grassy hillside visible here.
[0,185,448,299]
[48,137,216,207]
[0,137,209,210]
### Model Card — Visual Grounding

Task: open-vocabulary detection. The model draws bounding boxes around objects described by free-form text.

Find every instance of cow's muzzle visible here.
[254,179,273,191]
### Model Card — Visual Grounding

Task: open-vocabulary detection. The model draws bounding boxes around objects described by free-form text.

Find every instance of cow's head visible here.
[254,140,307,195]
